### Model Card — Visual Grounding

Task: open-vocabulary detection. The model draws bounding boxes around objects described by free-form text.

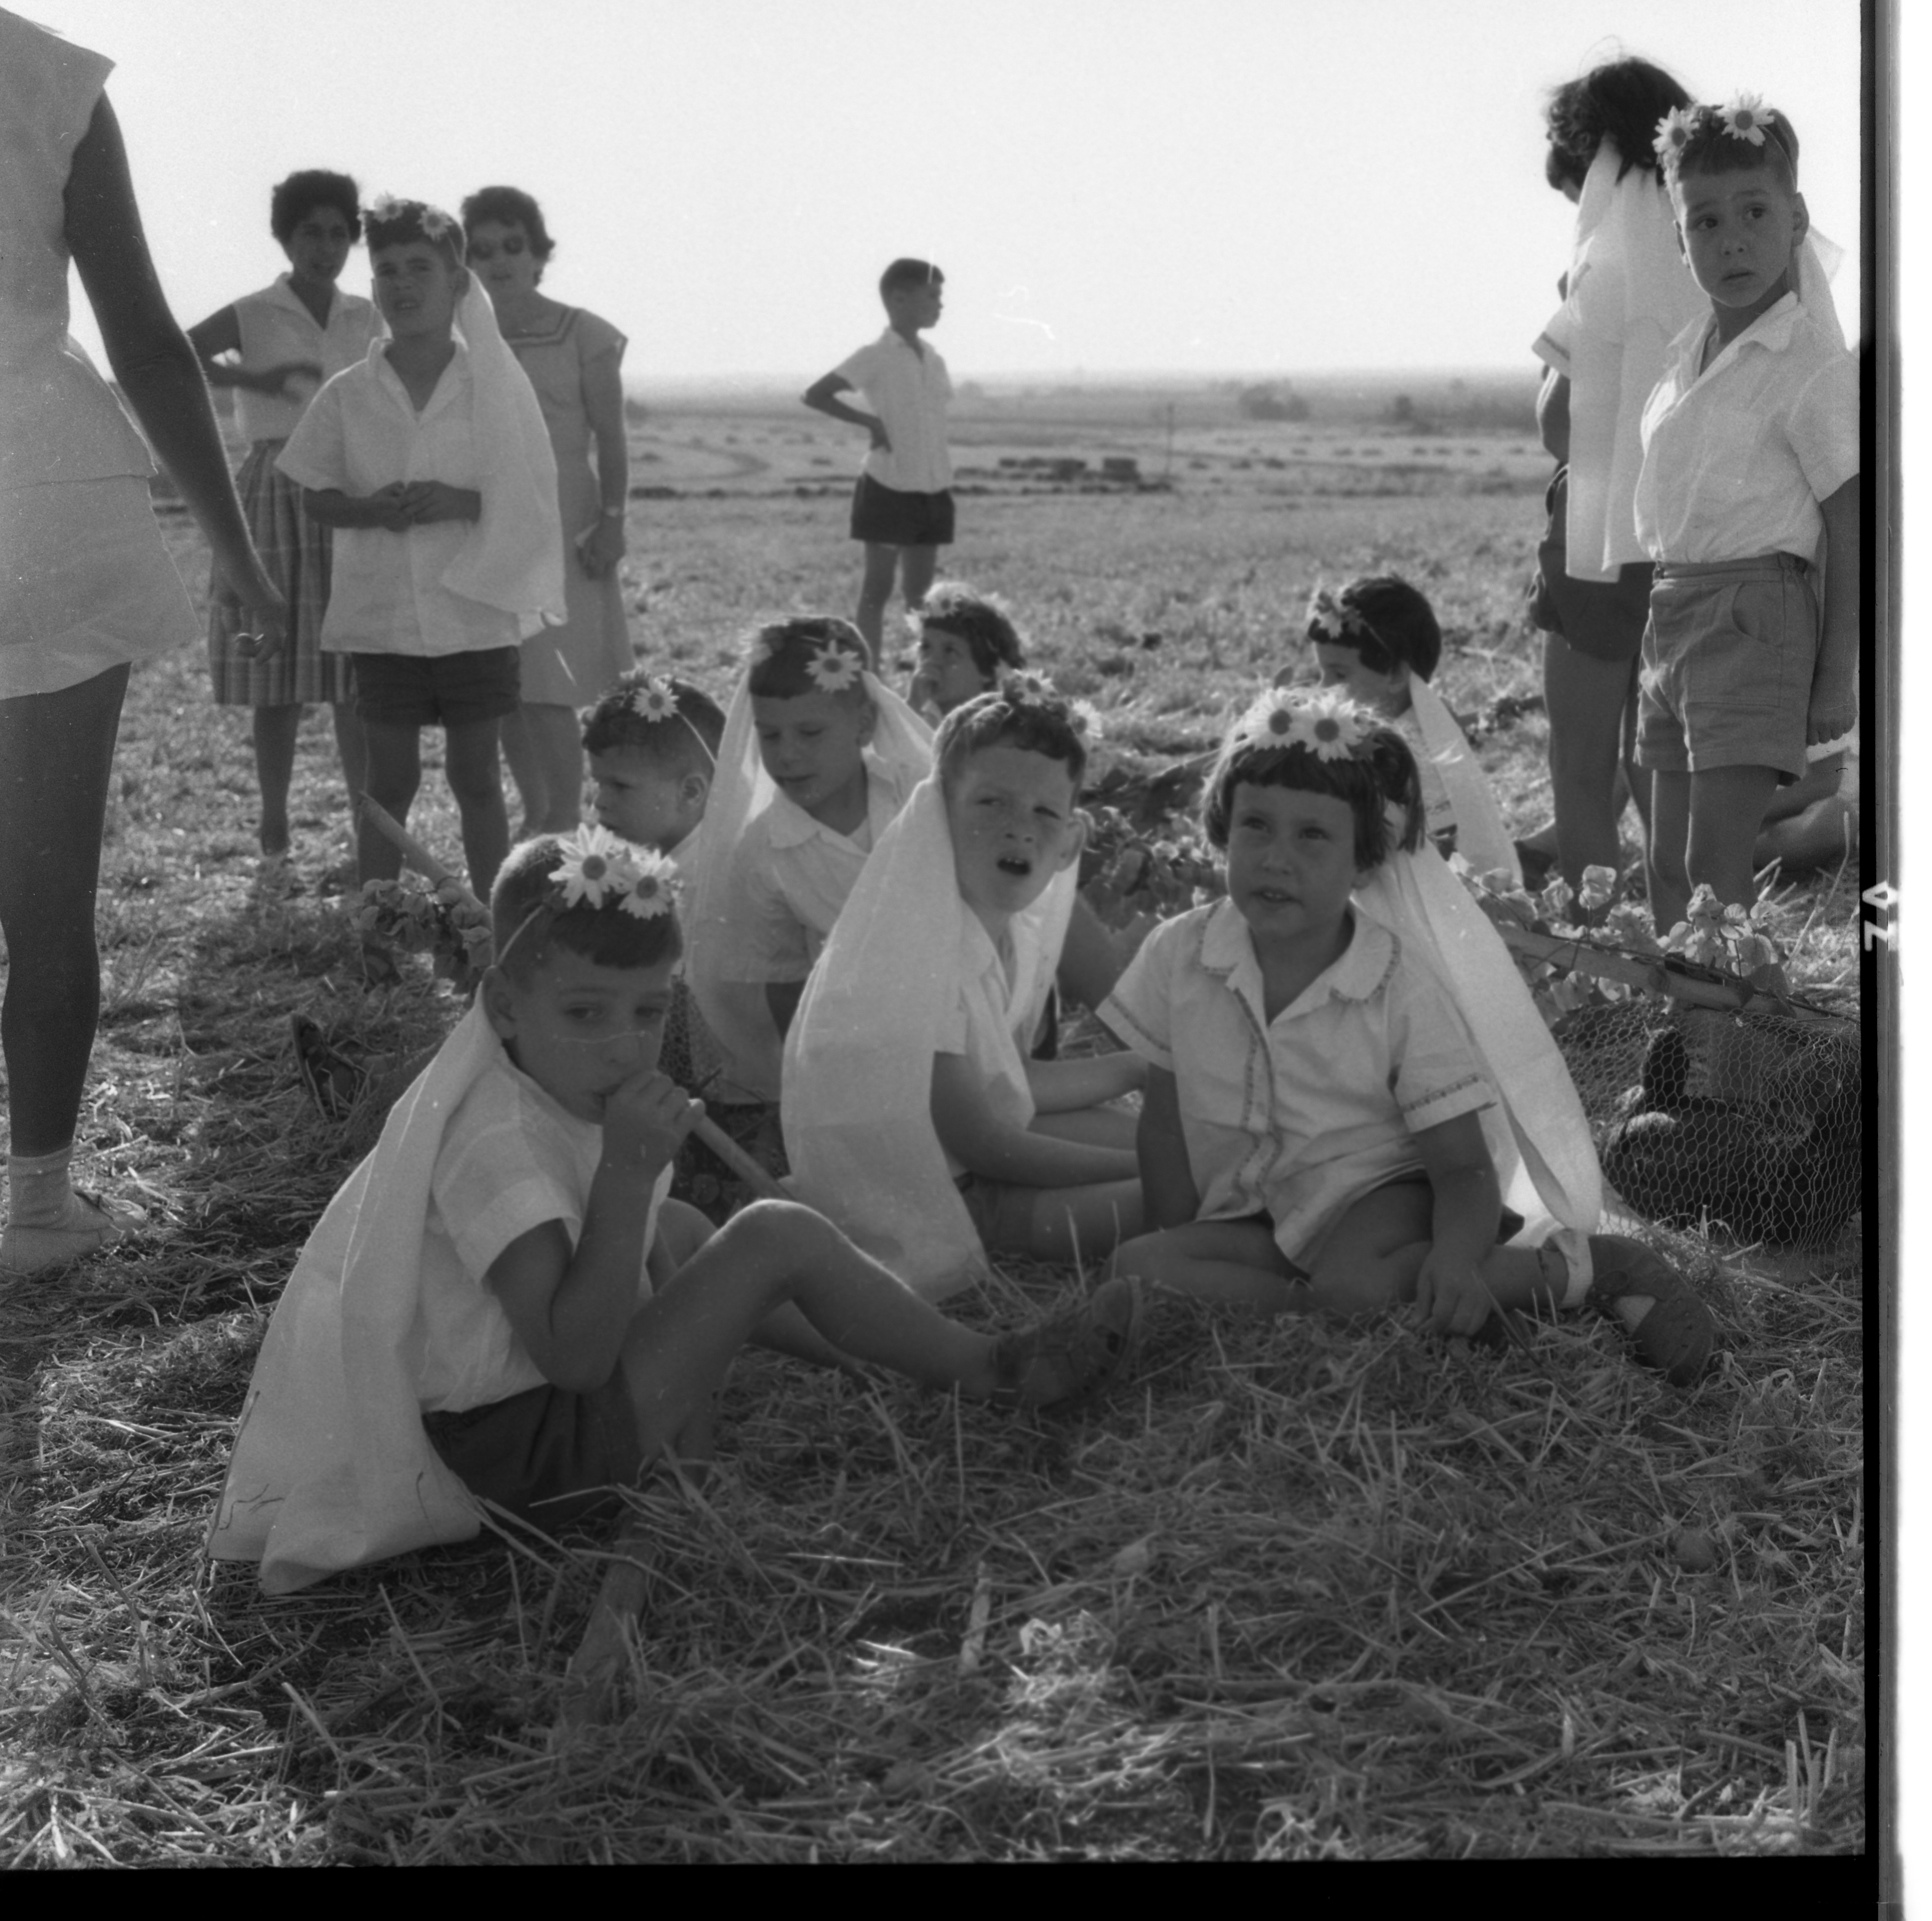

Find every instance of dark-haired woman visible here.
[462,185,632,835]
[189,170,382,867]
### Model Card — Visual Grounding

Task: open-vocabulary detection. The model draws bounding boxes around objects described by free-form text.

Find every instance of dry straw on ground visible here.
[1,451,1865,1862]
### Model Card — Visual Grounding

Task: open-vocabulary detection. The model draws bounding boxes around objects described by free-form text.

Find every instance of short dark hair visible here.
[1202,701,1424,872]
[1309,574,1442,683]
[270,170,362,245]
[1546,56,1693,187]
[1670,105,1801,194]
[880,257,943,302]
[581,671,725,773]
[915,583,1025,680]
[744,616,873,703]
[460,185,557,275]
[935,675,1088,795]
[491,835,682,985]
[364,199,465,268]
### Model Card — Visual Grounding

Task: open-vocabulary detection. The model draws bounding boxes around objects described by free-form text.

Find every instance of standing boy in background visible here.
[804,259,953,662]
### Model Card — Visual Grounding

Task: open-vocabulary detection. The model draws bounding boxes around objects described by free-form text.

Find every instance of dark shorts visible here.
[352,646,521,728]
[851,474,955,548]
[1528,468,1654,663]
[422,1369,645,1527]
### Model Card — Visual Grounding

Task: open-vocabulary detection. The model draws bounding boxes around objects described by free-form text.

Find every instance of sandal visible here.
[989,1277,1141,1411]
[0,1189,142,1277]
[1584,1234,1715,1387]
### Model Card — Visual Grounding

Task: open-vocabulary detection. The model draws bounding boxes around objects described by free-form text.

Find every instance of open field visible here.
[0,418,1865,1863]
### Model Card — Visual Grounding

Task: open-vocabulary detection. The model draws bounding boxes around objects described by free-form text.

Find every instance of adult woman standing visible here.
[188,171,382,869]
[1528,57,1708,895]
[0,9,285,1274]
[460,186,632,835]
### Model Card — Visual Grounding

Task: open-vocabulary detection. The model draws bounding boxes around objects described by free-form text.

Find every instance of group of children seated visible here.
[212,576,1716,1594]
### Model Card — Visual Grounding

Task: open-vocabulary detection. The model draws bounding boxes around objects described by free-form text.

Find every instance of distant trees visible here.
[1236,382,1309,423]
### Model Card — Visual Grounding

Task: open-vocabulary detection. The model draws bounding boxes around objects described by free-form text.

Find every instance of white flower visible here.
[1069,699,1104,742]
[553,824,638,910]
[630,677,679,723]
[1653,106,1696,166]
[616,851,678,920]
[806,641,864,693]
[1305,586,1349,641]
[1284,686,1370,762]
[1235,686,1304,744]
[368,193,405,223]
[1720,93,1772,145]
[419,205,455,240]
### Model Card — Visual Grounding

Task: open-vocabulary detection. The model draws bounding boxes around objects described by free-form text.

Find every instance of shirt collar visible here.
[765,749,905,849]
[369,338,469,412]
[1199,898,1398,1015]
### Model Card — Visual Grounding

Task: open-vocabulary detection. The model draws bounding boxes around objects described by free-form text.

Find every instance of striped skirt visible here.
[207,440,353,706]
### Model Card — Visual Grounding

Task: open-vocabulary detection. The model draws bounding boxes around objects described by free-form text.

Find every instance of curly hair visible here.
[1309,574,1442,684]
[580,672,725,771]
[459,185,556,277]
[270,170,361,245]
[914,583,1025,681]
[1202,705,1424,873]
[1545,56,1693,188]
[491,835,682,985]
[934,674,1088,795]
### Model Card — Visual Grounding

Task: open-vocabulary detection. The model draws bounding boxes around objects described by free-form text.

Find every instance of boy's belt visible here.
[1654,552,1810,580]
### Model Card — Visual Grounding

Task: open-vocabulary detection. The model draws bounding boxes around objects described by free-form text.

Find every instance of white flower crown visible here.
[549,825,678,920]
[806,639,865,693]
[1654,94,1779,171]
[1231,685,1374,763]
[1304,585,1378,647]
[366,194,457,241]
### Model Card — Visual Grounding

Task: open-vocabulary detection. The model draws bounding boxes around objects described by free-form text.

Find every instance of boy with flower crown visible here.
[211,826,1140,1592]
[1635,96,1858,938]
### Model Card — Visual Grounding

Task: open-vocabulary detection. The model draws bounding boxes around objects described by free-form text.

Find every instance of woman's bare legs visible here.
[500,701,585,838]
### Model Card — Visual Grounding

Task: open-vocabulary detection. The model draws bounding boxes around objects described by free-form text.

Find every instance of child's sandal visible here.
[989,1277,1141,1411]
[1583,1234,1716,1387]
[0,1190,142,1278]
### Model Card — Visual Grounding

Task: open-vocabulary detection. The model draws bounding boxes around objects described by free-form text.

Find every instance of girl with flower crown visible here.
[683,617,934,1099]
[1100,688,1715,1387]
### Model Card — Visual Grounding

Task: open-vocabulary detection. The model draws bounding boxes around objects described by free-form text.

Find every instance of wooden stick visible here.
[355,794,791,1200]
[555,1512,653,1732]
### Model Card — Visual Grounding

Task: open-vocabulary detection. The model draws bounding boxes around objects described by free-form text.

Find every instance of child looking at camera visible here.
[684,618,932,1098]
[786,680,1145,1301]
[277,197,563,898]
[212,829,1140,1592]
[906,581,1026,721]
[1282,575,1521,885]
[1102,687,1714,1387]
[804,259,953,660]
[1637,98,1858,934]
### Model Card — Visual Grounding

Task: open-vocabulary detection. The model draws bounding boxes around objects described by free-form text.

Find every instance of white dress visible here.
[0,10,197,700]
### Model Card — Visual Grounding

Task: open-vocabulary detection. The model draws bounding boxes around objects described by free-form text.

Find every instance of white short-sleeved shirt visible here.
[834,329,954,494]
[276,342,523,656]
[933,915,1037,1177]
[230,276,383,444]
[420,1049,665,1414]
[1101,899,1493,1262]
[736,754,919,982]
[1634,294,1860,564]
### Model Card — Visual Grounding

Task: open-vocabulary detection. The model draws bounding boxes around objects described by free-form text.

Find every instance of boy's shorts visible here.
[351,646,521,728]
[1635,554,1818,782]
[1527,468,1653,662]
[422,1370,645,1526]
[851,474,955,548]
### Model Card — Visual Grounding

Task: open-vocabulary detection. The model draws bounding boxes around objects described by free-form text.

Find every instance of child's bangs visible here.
[527,901,683,980]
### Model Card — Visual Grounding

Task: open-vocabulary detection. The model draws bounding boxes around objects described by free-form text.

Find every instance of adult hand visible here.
[601,1067,704,1169]
[1805,686,1858,751]
[401,481,482,525]
[218,562,291,662]
[259,358,323,399]
[867,419,893,453]
[577,515,626,580]
[1412,1248,1496,1338]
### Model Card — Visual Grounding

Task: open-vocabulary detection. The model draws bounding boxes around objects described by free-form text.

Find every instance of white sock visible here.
[7,1146,78,1229]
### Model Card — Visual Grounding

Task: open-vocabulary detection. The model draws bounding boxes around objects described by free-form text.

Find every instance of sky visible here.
[40,0,1865,385]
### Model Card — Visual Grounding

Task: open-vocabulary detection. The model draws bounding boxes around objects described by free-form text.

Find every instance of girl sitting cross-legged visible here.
[1102,686,1716,1387]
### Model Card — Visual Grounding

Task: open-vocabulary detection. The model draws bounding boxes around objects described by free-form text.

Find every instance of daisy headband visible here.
[1305,585,1380,648]
[1654,95,1780,172]
[628,676,718,764]
[1000,670,1104,744]
[497,826,678,972]
[806,639,866,694]
[366,195,458,241]
[1231,685,1375,762]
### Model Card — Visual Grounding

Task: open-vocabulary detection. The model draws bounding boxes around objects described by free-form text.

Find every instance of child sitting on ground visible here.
[803,259,953,661]
[785,679,1146,1302]
[581,668,776,1217]
[684,617,932,1099]
[1636,98,1858,936]
[1102,686,1714,1387]
[211,830,1140,1593]
[1281,575,1522,886]
[278,199,563,900]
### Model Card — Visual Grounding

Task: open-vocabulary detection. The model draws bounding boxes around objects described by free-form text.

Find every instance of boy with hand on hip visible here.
[1636,98,1858,939]
[804,259,954,662]
[210,829,1140,1594]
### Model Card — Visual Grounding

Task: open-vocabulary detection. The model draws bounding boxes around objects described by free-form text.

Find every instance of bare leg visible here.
[251,704,301,856]
[1112,1218,1311,1312]
[501,702,583,836]
[1030,1108,1139,1151]
[986,1177,1143,1264]
[443,718,512,899]
[331,700,368,844]
[498,705,543,837]
[1646,768,1692,933]
[357,720,422,885]
[897,544,940,626]
[1543,633,1635,893]
[0,665,129,1154]
[1684,764,1780,913]
[854,543,900,663]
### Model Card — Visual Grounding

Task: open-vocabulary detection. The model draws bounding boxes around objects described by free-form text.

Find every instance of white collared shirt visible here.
[1634,293,1859,564]
[933,914,1037,1178]
[736,751,922,981]
[230,275,384,443]
[276,342,523,657]
[1101,898,1492,1262]
[834,328,954,492]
